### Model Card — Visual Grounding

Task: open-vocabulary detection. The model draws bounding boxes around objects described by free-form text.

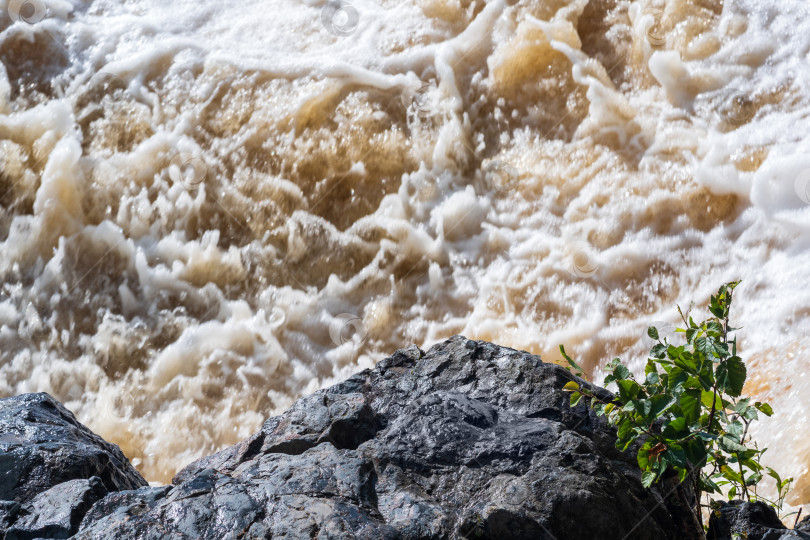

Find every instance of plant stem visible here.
[740,417,750,446]
[707,382,719,433]
[737,455,749,501]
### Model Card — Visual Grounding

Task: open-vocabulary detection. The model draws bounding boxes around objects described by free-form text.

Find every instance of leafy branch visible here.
[561,282,793,525]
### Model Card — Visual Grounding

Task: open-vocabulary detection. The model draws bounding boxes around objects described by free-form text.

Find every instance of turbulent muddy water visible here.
[1,0,809,505]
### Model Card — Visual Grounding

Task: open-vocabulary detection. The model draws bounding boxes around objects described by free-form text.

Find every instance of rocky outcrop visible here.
[2,336,782,539]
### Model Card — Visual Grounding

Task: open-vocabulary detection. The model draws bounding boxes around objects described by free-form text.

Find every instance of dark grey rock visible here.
[5,476,107,539]
[69,336,703,539]
[0,392,148,504]
[707,500,810,540]
[77,484,171,531]
[0,499,21,534]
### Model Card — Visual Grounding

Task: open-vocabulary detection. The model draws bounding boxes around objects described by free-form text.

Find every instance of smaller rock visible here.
[74,485,172,538]
[5,477,107,539]
[0,500,21,533]
[707,500,810,540]
[0,393,147,503]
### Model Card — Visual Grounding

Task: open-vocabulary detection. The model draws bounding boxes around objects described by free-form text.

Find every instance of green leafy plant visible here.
[560,281,793,522]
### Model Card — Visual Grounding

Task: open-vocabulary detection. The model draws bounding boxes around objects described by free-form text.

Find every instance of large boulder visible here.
[70,336,704,539]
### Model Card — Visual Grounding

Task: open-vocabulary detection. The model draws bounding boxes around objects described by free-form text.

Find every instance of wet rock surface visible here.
[2,336,714,539]
[0,392,147,504]
[0,393,147,538]
[5,477,108,539]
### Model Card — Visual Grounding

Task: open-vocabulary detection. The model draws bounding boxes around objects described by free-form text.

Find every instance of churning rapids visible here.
[0,0,809,506]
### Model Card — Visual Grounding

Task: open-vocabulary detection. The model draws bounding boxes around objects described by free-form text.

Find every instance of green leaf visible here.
[560,345,587,377]
[636,399,652,418]
[570,392,583,407]
[616,379,642,401]
[680,389,702,424]
[710,301,725,319]
[726,280,740,291]
[695,336,711,357]
[726,420,744,438]
[684,438,708,467]
[606,357,621,370]
[650,344,667,359]
[667,367,688,392]
[663,445,687,468]
[699,474,722,495]
[733,398,750,413]
[697,336,729,359]
[755,402,773,416]
[701,390,722,410]
[720,465,744,484]
[666,345,684,360]
[637,441,654,470]
[765,467,782,486]
[622,400,637,413]
[741,458,762,472]
[682,375,703,390]
[616,419,635,446]
[673,351,698,374]
[647,326,659,340]
[742,407,759,420]
[719,436,747,454]
[641,470,657,488]
[706,321,723,336]
[649,394,675,418]
[617,436,635,452]
[662,417,687,438]
[562,381,580,392]
[614,363,632,380]
[716,357,746,397]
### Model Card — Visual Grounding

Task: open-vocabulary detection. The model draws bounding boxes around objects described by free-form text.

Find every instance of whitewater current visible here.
[0,0,809,508]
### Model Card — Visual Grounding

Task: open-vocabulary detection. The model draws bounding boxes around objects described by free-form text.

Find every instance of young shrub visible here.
[560,282,794,522]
